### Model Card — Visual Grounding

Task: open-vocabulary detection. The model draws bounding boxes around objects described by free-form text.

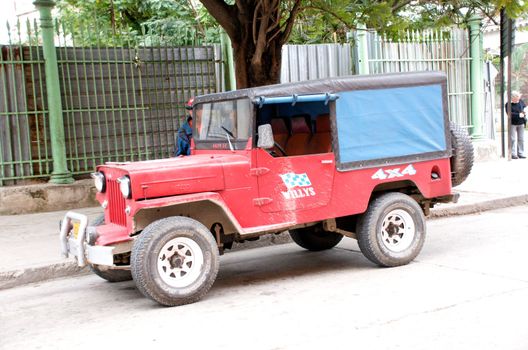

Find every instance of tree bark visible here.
[200,0,301,88]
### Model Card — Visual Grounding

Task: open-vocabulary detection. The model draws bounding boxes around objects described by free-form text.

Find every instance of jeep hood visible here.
[98,154,244,200]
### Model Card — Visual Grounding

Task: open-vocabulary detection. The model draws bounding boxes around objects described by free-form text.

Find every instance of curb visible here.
[1,196,527,291]
[429,194,528,218]
[0,261,90,291]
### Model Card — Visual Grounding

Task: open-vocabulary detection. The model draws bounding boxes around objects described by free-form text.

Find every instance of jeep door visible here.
[255,113,335,213]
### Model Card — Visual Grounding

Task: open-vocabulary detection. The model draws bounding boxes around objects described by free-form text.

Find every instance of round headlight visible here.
[91,172,106,192]
[117,176,131,199]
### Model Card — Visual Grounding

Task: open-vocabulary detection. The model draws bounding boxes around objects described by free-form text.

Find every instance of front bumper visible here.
[59,211,115,267]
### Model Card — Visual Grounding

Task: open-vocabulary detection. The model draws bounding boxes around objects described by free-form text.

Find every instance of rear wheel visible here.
[131,216,219,307]
[89,214,132,282]
[289,224,343,251]
[356,193,425,267]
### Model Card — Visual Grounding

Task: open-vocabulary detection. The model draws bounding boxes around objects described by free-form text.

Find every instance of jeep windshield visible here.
[194,98,252,150]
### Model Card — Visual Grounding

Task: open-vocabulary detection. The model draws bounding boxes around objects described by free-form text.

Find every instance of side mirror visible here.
[257,124,274,149]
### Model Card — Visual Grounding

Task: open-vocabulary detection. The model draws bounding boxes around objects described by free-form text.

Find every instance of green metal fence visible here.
[364,29,473,129]
[0,16,218,185]
[1,20,51,185]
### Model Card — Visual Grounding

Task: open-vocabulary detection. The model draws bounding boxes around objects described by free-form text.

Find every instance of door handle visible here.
[321,160,333,164]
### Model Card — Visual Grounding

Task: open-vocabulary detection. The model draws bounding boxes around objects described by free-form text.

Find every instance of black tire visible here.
[449,121,474,187]
[90,264,133,282]
[89,214,133,283]
[131,216,219,307]
[356,193,426,267]
[289,224,343,251]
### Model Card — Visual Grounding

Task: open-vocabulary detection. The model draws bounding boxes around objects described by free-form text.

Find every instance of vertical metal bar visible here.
[219,31,234,91]
[147,35,163,159]
[103,24,120,162]
[17,20,34,177]
[6,24,25,178]
[33,19,50,175]
[136,38,149,160]
[93,16,112,162]
[78,22,97,170]
[113,29,127,162]
[55,19,75,173]
[0,22,14,183]
[141,26,162,157]
[86,16,105,165]
[67,21,88,171]
[118,32,133,160]
[356,24,369,75]
[124,35,140,160]
[158,30,170,158]
[60,21,79,172]
[469,16,484,138]
[34,0,74,184]
[204,46,214,94]
[499,10,506,157]
[169,43,182,136]
[182,46,193,110]
[194,45,206,97]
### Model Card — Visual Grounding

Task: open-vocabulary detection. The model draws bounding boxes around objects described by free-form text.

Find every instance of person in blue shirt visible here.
[174,98,194,156]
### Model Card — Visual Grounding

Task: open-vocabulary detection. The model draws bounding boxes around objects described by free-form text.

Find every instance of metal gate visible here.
[365,29,472,128]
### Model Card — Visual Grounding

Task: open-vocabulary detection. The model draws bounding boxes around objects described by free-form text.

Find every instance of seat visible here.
[285,115,312,156]
[307,113,332,154]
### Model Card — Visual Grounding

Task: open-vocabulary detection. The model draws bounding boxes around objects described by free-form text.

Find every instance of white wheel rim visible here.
[157,237,204,288]
[380,209,416,253]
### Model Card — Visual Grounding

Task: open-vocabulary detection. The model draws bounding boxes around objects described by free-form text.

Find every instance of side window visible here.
[259,102,332,157]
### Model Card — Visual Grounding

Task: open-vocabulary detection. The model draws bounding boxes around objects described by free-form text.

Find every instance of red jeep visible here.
[60,72,473,306]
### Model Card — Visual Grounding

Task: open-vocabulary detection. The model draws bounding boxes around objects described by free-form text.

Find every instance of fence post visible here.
[220,31,236,91]
[33,0,73,183]
[469,16,484,138]
[356,24,369,75]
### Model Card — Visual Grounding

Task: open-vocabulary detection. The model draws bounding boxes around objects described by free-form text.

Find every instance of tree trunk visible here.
[199,0,301,89]
[232,25,283,88]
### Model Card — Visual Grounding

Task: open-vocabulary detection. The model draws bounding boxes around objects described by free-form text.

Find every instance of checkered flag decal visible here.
[279,173,312,189]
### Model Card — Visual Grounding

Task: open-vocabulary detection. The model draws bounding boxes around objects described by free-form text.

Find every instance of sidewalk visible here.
[1,158,527,290]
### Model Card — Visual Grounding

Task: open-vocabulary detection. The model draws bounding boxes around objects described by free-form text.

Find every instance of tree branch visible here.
[187,0,206,38]
[391,0,412,13]
[253,0,263,45]
[302,5,353,30]
[279,0,302,45]
[198,0,237,38]
[253,0,274,64]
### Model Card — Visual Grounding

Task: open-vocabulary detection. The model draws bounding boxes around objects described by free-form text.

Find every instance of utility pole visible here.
[468,16,484,139]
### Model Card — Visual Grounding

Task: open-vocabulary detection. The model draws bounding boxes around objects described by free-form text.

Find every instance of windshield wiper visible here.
[221,126,235,151]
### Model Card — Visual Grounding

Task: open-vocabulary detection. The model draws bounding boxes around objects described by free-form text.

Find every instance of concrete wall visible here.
[0,179,97,215]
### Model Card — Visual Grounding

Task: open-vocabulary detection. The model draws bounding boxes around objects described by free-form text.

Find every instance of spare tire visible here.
[449,121,474,187]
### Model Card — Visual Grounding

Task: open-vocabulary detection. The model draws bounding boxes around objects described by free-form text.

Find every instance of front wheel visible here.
[131,216,219,307]
[356,193,426,267]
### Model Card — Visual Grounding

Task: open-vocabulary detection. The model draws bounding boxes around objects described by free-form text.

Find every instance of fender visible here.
[131,192,296,236]
[130,192,244,232]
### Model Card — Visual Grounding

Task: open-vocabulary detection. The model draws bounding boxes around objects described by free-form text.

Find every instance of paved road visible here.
[1,206,528,350]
